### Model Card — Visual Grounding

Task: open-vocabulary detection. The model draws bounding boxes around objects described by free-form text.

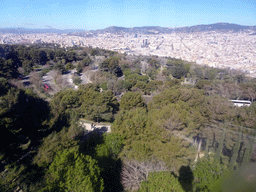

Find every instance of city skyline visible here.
[0,0,255,30]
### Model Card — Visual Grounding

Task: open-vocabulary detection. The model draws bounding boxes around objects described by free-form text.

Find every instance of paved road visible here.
[42,70,61,95]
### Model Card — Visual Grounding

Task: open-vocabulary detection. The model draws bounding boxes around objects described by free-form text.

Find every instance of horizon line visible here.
[1,22,256,31]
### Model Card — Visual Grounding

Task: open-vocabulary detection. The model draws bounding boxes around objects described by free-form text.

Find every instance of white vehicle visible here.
[230,100,251,107]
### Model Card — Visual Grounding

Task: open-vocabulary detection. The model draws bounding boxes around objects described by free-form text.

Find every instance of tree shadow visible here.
[0,89,51,163]
[78,131,123,192]
[178,165,194,192]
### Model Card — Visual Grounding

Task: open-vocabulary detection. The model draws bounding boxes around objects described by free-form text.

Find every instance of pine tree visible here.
[229,128,242,169]
[215,127,226,162]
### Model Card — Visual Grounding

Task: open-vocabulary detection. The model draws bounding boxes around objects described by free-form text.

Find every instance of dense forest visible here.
[0,43,256,191]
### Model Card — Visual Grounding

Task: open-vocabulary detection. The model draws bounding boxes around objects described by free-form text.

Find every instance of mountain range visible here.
[1,23,255,35]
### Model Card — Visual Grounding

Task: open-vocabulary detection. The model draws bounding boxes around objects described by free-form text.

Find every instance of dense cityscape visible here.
[1,24,256,76]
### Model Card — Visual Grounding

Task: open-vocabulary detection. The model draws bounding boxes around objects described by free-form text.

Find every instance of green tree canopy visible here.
[120,92,145,110]
[193,157,228,192]
[46,148,104,192]
[100,56,122,76]
[139,171,184,192]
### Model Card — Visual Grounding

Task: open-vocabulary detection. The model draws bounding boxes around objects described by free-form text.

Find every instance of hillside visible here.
[1,23,255,36]
[0,44,256,191]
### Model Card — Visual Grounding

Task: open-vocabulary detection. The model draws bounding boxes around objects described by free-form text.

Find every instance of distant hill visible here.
[173,22,256,33]
[73,23,256,36]
[0,28,85,34]
[1,23,255,35]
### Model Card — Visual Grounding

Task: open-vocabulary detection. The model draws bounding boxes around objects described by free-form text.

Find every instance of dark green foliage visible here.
[112,108,148,138]
[0,77,10,96]
[229,128,242,169]
[171,63,188,79]
[54,49,66,60]
[79,132,124,192]
[76,62,83,73]
[65,62,74,71]
[0,87,50,163]
[204,68,218,80]
[50,85,118,122]
[0,57,18,78]
[101,82,108,90]
[79,89,118,122]
[111,79,132,94]
[33,128,79,167]
[82,56,92,66]
[144,80,161,94]
[22,59,33,74]
[39,67,51,77]
[167,59,189,79]
[241,139,251,167]
[96,133,123,159]
[147,59,160,69]
[66,50,77,62]
[134,80,147,93]
[53,61,65,74]
[90,48,99,56]
[195,79,212,89]
[6,164,46,192]
[139,171,184,192]
[194,67,203,78]
[125,72,149,85]
[215,128,226,162]
[120,92,145,110]
[193,157,228,192]
[45,148,104,192]
[100,56,122,77]
[73,76,82,85]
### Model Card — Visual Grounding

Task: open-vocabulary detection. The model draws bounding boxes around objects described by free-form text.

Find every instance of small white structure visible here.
[230,100,251,107]
[79,120,111,133]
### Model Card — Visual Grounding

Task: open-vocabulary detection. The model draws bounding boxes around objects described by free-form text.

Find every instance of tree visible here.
[76,62,83,73]
[53,61,65,74]
[229,128,242,170]
[215,128,226,162]
[0,58,18,78]
[73,76,82,85]
[65,62,74,71]
[121,159,169,191]
[112,107,147,138]
[167,59,188,79]
[193,157,228,192]
[100,57,122,77]
[45,149,104,192]
[90,48,99,56]
[51,70,63,88]
[241,130,256,166]
[139,171,184,192]
[120,92,145,110]
[30,71,43,89]
[22,59,33,74]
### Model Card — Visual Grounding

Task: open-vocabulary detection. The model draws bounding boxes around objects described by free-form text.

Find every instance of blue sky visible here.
[0,0,255,30]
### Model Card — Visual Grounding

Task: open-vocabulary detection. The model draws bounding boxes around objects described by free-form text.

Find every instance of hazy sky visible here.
[0,0,255,30]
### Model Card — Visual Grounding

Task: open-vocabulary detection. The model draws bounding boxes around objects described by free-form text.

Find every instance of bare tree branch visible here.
[121,158,169,191]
